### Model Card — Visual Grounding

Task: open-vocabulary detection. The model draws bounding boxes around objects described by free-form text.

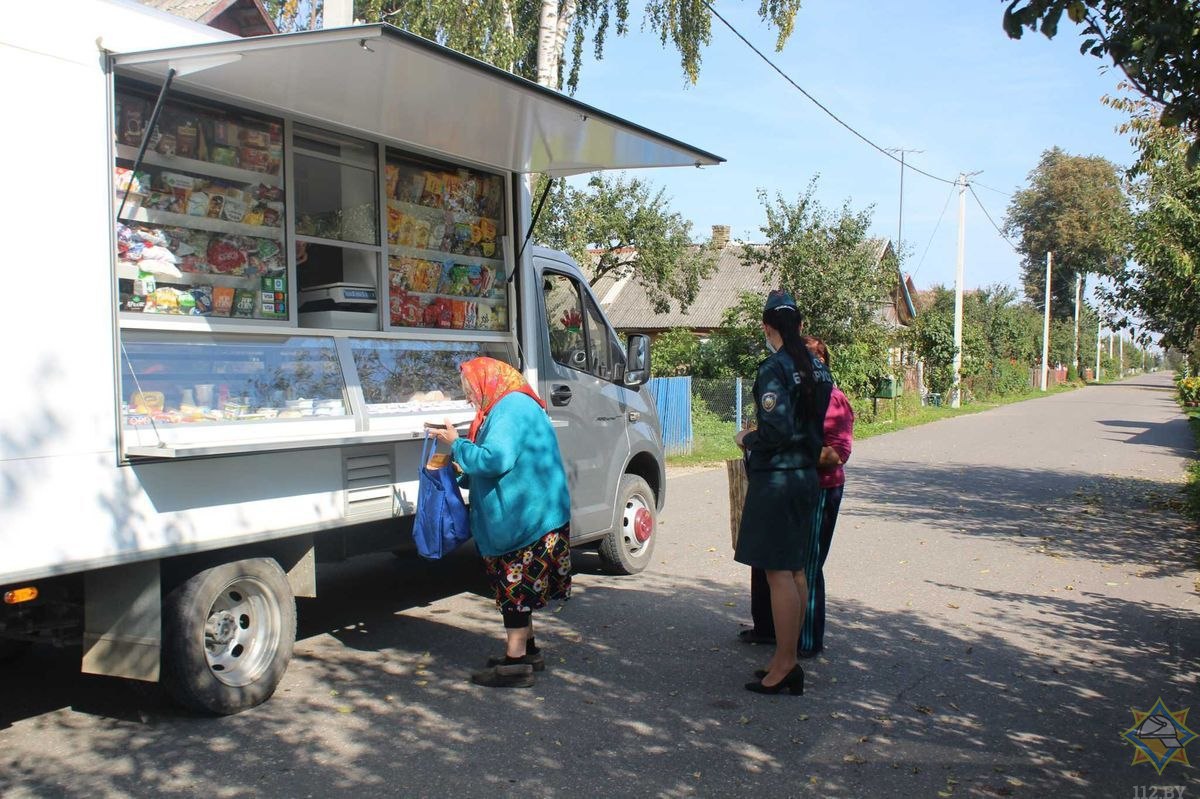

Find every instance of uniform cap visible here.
[764,290,797,313]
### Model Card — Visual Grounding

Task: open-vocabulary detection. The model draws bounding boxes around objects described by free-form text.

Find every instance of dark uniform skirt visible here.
[734,467,822,572]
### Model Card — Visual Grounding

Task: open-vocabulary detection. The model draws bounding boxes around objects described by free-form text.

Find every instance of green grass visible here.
[667,381,1082,468]
[1184,411,1200,528]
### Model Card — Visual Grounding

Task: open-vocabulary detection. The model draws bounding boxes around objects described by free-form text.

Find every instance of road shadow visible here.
[846,461,1197,580]
[2,542,1197,799]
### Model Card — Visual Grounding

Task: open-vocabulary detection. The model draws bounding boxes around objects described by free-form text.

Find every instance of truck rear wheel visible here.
[598,475,657,575]
[161,558,295,715]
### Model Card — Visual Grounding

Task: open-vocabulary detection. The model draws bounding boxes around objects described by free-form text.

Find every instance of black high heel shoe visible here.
[745,665,804,695]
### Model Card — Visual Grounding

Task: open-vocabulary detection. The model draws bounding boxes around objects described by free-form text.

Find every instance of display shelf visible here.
[387,243,503,267]
[115,144,282,188]
[401,290,505,306]
[389,199,499,226]
[119,207,283,240]
[116,261,271,286]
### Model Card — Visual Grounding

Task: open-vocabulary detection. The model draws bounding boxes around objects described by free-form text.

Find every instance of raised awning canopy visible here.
[110,24,724,177]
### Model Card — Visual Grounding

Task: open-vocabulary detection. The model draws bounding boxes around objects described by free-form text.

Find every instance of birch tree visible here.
[270,1,803,92]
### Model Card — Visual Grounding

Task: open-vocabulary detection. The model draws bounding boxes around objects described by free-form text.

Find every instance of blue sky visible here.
[567,0,1136,295]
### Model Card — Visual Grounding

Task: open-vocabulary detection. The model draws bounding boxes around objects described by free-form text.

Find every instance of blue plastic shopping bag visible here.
[412,433,471,560]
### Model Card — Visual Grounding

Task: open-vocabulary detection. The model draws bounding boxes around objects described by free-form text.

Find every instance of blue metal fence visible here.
[645,376,693,455]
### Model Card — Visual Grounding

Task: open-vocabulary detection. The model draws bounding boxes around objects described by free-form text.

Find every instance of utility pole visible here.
[886,147,923,251]
[1072,272,1082,378]
[1095,318,1102,382]
[1118,335,1124,377]
[952,174,967,407]
[1040,251,1052,391]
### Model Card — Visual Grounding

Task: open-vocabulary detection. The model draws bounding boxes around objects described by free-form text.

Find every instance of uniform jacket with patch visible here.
[743,348,833,472]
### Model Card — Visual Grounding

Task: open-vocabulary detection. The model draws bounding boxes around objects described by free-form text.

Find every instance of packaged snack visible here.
[398,292,422,326]
[439,263,472,296]
[156,133,177,156]
[429,222,448,252]
[261,202,284,227]
[232,289,257,318]
[253,184,285,203]
[413,219,431,250]
[178,290,197,315]
[450,299,467,329]
[452,222,473,254]
[470,265,494,297]
[396,214,415,248]
[133,271,156,297]
[387,202,404,244]
[463,301,478,329]
[242,206,265,226]
[212,119,239,147]
[119,99,146,147]
[206,193,226,219]
[437,299,453,328]
[212,286,235,317]
[123,293,146,313]
[240,147,272,172]
[176,122,198,158]
[160,172,196,191]
[187,191,210,217]
[492,306,507,330]
[240,127,270,148]
[178,255,207,274]
[414,260,443,293]
[385,164,400,199]
[266,144,283,175]
[190,285,213,315]
[420,172,445,208]
[443,174,463,211]
[267,123,283,144]
[221,197,246,223]
[207,238,247,275]
[211,146,237,167]
[115,167,151,194]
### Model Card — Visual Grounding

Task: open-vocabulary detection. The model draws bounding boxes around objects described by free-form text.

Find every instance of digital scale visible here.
[298,282,378,312]
[298,282,379,330]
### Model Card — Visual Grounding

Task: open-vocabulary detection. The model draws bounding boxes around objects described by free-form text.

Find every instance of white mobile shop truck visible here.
[0,1,721,714]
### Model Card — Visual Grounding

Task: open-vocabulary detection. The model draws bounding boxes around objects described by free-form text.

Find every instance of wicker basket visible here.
[725,457,748,550]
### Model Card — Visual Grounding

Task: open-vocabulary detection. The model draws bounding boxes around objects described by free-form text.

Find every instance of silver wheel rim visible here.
[203,576,281,688]
[621,492,654,560]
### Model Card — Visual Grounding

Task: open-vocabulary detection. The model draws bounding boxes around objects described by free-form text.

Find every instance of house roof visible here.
[137,0,277,36]
[596,236,914,332]
[595,243,771,330]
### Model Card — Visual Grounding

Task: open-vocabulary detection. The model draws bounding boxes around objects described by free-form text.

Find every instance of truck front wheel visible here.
[598,475,658,575]
[161,558,295,715]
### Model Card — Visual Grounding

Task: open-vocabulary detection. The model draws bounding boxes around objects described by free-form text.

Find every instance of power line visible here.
[968,184,1019,252]
[971,180,1013,198]
[913,183,957,278]
[703,1,956,187]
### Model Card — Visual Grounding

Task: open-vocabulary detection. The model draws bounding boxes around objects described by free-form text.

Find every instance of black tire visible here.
[598,474,658,575]
[161,558,295,715]
[0,639,31,665]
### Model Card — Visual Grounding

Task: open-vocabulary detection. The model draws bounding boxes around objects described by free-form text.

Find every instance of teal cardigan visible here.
[451,392,571,557]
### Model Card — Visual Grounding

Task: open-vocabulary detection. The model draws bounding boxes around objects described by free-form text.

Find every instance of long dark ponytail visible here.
[763,305,817,417]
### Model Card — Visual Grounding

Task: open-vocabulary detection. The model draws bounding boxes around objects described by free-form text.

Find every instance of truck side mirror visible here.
[624,334,651,387]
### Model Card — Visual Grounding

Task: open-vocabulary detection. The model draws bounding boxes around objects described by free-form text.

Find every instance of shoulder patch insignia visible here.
[761,392,778,412]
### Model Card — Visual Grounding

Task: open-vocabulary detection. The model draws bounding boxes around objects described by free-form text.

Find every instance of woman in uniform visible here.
[733,291,833,695]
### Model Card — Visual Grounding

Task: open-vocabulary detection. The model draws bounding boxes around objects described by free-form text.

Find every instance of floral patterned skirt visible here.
[483,522,572,614]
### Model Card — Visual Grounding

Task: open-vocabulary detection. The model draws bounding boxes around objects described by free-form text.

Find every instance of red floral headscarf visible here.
[460,357,546,442]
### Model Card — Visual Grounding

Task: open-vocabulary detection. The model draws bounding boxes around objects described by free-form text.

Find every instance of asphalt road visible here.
[2,373,1197,798]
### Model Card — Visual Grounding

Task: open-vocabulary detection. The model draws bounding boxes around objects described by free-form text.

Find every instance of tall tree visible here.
[1003,147,1130,315]
[533,173,717,313]
[268,1,803,93]
[1100,93,1200,370]
[736,180,895,396]
[1002,0,1200,165]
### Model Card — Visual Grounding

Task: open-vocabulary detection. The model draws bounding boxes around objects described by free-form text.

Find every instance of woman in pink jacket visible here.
[740,335,854,658]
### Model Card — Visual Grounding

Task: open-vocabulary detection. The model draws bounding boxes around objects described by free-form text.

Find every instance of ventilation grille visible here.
[344,451,395,518]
